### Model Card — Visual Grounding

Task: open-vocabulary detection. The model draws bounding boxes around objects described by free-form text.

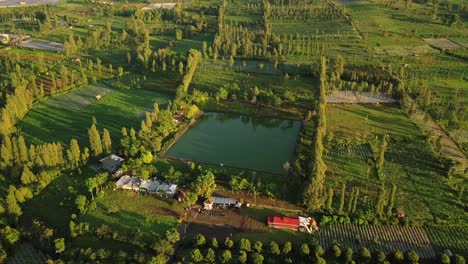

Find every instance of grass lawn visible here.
[18,82,173,146]
[192,65,317,107]
[21,165,100,234]
[324,104,468,225]
[343,0,468,37]
[78,190,180,245]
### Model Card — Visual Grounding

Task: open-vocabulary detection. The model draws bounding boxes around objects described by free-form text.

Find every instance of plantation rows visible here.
[327,144,373,160]
[425,226,468,254]
[317,224,436,259]
[8,243,48,264]
[40,84,113,112]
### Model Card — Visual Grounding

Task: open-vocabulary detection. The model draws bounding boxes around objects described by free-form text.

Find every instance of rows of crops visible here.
[8,243,48,264]
[317,224,436,258]
[327,143,373,160]
[40,83,113,112]
[425,226,468,255]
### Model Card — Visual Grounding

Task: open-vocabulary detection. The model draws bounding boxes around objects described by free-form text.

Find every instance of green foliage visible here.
[194,234,206,247]
[191,248,203,263]
[219,250,232,264]
[192,170,216,199]
[75,195,87,214]
[300,243,310,256]
[406,250,419,264]
[54,238,66,253]
[239,238,251,252]
[205,248,216,263]
[253,241,263,253]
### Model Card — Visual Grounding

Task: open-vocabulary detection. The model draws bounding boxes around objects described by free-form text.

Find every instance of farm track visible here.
[317,224,436,258]
[406,97,467,174]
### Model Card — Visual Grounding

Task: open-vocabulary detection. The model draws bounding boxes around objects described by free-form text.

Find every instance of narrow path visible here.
[406,97,467,174]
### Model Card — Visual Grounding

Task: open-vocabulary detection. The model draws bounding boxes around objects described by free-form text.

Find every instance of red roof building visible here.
[267,216,300,230]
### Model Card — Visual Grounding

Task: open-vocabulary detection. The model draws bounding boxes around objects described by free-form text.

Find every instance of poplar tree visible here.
[67,139,81,168]
[102,128,112,155]
[304,56,327,210]
[338,183,346,214]
[20,167,35,185]
[17,135,29,163]
[88,124,102,157]
[386,184,397,215]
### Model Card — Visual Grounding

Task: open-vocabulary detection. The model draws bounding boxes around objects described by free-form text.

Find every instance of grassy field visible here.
[192,65,317,108]
[21,165,100,233]
[78,190,180,245]
[18,82,173,146]
[324,104,467,225]
[342,0,468,37]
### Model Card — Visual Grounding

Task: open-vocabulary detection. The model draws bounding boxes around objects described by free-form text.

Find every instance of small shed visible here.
[99,154,124,173]
[204,196,238,210]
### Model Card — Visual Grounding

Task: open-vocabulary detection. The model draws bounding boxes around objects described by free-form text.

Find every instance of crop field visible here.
[224,0,263,28]
[317,224,436,258]
[78,190,180,245]
[192,66,317,107]
[271,17,355,36]
[8,243,49,264]
[269,0,357,36]
[423,38,464,50]
[425,225,468,255]
[342,0,468,37]
[325,104,468,225]
[18,83,173,145]
[21,169,90,232]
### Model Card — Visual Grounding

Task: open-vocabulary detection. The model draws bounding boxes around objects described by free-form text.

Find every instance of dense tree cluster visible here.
[303,56,327,211]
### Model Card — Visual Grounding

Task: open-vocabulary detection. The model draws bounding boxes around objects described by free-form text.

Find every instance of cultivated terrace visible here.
[0,0,466,263]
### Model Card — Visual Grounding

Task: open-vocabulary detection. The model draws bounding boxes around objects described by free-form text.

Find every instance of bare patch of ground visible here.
[327,91,396,104]
[423,38,464,50]
[20,39,64,52]
[183,207,268,240]
[141,3,176,10]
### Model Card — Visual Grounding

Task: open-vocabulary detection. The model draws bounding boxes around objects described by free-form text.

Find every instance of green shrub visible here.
[360,247,371,261]
[441,254,451,264]
[406,250,419,264]
[452,254,466,264]
[332,244,342,258]
[393,250,404,263]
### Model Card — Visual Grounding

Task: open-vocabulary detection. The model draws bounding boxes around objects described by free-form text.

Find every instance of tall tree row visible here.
[303,56,328,211]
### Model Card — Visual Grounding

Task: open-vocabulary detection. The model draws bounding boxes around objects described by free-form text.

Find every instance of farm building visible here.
[267,216,316,233]
[99,154,124,173]
[203,196,241,210]
[121,176,141,191]
[115,175,177,196]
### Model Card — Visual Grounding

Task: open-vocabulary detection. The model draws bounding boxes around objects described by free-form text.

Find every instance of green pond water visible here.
[165,112,302,174]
